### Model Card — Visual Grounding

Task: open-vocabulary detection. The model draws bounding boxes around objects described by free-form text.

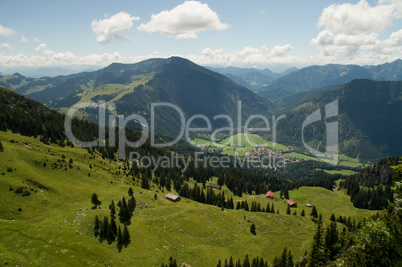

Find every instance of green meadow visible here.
[0,131,379,266]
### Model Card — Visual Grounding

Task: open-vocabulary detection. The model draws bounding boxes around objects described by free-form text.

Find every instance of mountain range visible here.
[0,57,401,161]
[0,57,276,139]
[257,59,402,104]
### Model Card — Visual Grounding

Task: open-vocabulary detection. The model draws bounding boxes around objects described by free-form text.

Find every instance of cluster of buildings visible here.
[245,146,302,165]
[246,146,286,159]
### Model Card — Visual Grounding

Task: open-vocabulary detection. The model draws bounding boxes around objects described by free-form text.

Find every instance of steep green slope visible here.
[0,131,379,266]
[272,79,402,162]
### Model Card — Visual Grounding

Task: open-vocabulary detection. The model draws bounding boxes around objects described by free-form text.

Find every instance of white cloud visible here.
[312,0,402,63]
[33,37,42,43]
[373,29,402,54]
[35,43,54,56]
[269,44,294,57]
[318,0,394,35]
[138,1,229,39]
[0,25,15,36]
[379,0,402,18]
[19,36,29,43]
[0,43,11,50]
[91,12,139,44]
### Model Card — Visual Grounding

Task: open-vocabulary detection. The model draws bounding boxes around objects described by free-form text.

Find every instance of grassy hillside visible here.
[0,131,381,266]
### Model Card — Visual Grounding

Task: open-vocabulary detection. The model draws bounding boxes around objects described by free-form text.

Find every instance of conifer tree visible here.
[309,214,325,266]
[266,202,270,213]
[110,217,117,236]
[284,187,289,199]
[251,201,257,212]
[229,256,234,267]
[91,193,101,208]
[128,187,134,196]
[99,216,109,243]
[243,255,250,267]
[250,223,256,235]
[168,256,177,267]
[165,176,171,191]
[271,203,275,213]
[301,209,305,216]
[228,197,234,209]
[123,224,131,245]
[281,247,288,267]
[0,141,4,152]
[330,213,336,221]
[244,200,249,211]
[141,175,149,189]
[287,249,294,267]
[94,215,100,237]
[286,205,291,215]
[117,226,123,245]
[128,195,136,213]
[109,200,116,219]
[107,222,115,244]
[310,206,318,220]
[324,221,339,261]
[119,197,131,224]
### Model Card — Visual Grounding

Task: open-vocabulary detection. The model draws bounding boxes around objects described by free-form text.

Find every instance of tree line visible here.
[341,157,398,210]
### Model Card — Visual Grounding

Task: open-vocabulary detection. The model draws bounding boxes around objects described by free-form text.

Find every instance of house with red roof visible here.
[287,199,297,207]
[266,191,274,199]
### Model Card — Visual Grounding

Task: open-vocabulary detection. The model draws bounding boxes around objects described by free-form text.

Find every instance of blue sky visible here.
[0,0,401,72]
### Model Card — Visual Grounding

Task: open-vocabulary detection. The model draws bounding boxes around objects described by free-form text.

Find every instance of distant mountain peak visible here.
[258,60,402,102]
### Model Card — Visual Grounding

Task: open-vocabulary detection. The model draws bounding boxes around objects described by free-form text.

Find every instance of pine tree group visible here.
[94,195,134,251]
[309,214,325,266]
[273,247,293,267]
[118,196,134,224]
